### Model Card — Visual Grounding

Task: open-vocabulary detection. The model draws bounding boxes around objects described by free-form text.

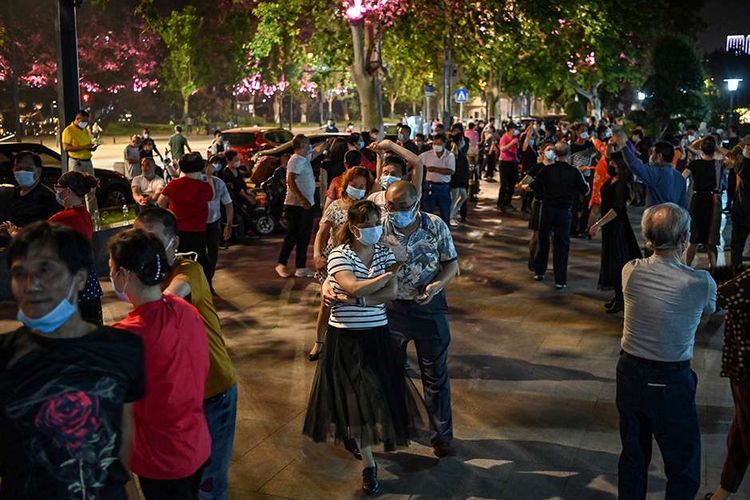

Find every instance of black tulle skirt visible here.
[302,325,429,450]
[598,215,642,290]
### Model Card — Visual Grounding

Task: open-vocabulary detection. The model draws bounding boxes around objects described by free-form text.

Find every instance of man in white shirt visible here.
[131,158,166,211]
[419,133,455,224]
[617,202,716,500]
[276,134,322,278]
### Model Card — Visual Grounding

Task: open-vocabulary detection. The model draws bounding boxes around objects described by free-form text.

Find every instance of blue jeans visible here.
[423,182,452,224]
[387,292,453,445]
[616,353,700,500]
[199,384,238,500]
[534,205,572,285]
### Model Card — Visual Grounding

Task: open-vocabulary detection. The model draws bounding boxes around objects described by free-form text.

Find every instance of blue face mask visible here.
[17,280,78,334]
[389,206,418,229]
[345,185,366,200]
[580,132,590,140]
[14,170,36,188]
[55,192,65,207]
[358,140,365,150]
[544,150,557,162]
[529,139,535,146]
[356,225,383,246]
[380,174,401,189]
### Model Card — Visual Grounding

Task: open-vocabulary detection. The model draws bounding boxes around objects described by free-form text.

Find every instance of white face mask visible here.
[143,133,150,139]
[78,121,89,129]
[433,145,444,154]
[345,185,366,200]
[110,272,130,302]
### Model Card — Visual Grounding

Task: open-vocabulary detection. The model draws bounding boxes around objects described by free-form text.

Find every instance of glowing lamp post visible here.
[637,91,646,102]
[725,78,743,126]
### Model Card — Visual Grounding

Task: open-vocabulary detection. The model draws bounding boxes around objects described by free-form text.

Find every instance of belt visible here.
[621,351,690,370]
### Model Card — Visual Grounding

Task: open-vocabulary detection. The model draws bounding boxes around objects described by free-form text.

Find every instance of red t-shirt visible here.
[48,205,93,241]
[161,177,213,232]
[113,294,211,479]
[360,152,377,174]
[499,133,518,162]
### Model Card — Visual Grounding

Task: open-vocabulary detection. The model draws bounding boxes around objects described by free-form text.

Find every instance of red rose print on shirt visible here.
[35,392,101,450]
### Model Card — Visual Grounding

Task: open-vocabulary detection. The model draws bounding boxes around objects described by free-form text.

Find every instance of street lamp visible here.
[725,78,743,126]
[637,91,646,102]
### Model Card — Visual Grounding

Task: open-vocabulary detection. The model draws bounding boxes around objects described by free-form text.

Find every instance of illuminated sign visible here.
[726,35,750,54]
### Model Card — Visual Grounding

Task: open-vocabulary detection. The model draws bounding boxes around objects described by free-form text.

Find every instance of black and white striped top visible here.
[328,243,396,329]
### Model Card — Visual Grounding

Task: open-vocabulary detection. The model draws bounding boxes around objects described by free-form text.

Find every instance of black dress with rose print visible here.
[0,326,145,499]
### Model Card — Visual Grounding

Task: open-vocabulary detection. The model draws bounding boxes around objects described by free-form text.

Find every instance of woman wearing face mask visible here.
[449,132,470,226]
[0,222,145,499]
[0,151,59,241]
[48,171,104,324]
[109,229,211,500]
[588,151,642,313]
[304,200,428,497]
[310,167,373,361]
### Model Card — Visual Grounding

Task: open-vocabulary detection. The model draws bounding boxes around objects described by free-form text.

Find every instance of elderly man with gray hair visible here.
[617,202,716,499]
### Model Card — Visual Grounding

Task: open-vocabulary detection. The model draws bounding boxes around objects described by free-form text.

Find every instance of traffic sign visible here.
[454,87,469,103]
[424,84,436,97]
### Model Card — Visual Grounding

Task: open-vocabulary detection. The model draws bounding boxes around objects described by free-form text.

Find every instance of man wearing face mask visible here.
[369,139,423,209]
[419,133,455,224]
[378,180,459,458]
[276,134,320,278]
[0,151,59,242]
[613,130,688,209]
[138,128,164,165]
[616,203,716,499]
[208,129,231,157]
[61,110,99,213]
[397,125,420,156]
[131,158,166,212]
[346,133,376,174]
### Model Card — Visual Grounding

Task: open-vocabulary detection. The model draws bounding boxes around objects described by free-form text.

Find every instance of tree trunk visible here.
[182,94,190,121]
[300,100,308,123]
[412,101,417,115]
[570,79,603,120]
[342,99,350,121]
[349,21,383,132]
[389,93,398,118]
[327,95,335,118]
[250,94,256,117]
[273,93,283,126]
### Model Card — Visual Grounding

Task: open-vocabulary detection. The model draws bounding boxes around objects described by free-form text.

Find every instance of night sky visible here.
[699,0,750,54]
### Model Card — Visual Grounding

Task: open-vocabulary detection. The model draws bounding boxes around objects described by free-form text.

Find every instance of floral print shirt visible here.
[381,211,458,300]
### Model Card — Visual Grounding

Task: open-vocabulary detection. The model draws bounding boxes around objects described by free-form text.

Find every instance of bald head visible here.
[554,141,570,160]
[642,203,690,251]
[385,180,419,211]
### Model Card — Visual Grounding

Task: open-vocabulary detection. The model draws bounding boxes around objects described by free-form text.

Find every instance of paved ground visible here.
[0,188,744,499]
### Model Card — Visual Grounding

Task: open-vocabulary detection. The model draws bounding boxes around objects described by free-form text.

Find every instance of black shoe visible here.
[533,274,545,282]
[555,283,567,290]
[307,341,323,362]
[362,466,383,496]
[606,301,624,314]
[344,437,362,460]
[433,441,456,458]
[604,297,616,309]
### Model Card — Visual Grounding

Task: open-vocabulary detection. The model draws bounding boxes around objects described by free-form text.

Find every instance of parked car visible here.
[220,127,294,165]
[0,143,133,208]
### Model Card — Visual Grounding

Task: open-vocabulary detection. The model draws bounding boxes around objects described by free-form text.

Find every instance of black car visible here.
[0,143,133,208]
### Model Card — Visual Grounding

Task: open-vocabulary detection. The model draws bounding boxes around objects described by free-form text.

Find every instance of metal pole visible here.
[289,91,294,131]
[442,38,451,126]
[459,102,464,122]
[730,92,735,126]
[55,0,81,171]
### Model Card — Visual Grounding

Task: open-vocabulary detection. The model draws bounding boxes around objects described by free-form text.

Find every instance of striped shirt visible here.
[328,244,396,329]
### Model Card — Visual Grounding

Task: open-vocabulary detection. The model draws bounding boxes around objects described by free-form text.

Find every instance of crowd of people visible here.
[3,105,750,499]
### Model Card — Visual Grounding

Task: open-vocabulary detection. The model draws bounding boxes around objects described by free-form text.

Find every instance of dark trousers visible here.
[138,462,207,500]
[178,230,209,273]
[572,176,593,235]
[731,211,750,269]
[720,380,750,493]
[484,153,497,178]
[387,292,453,445]
[278,205,313,268]
[534,205,572,285]
[616,353,700,500]
[423,182,452,224]
[205,220,222,286]
[498,160,517,208]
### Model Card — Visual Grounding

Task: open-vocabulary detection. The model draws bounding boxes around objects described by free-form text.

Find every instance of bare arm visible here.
[119,403,134,469]
[319,169,328,207]
[500,138,518,152]
[286,171,310,207]
[313,220,332,263]
[332,269,394,298]
[156,194,169,208]
[365,276,398,305]
[164,276,192,298]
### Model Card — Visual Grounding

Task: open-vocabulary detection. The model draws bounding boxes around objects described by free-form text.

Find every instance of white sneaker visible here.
[275,264,292,278]
[294,267,315,278]
[449,219,460,227]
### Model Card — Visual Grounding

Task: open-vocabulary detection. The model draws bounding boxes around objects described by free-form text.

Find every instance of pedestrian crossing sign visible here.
[454,87,469,103]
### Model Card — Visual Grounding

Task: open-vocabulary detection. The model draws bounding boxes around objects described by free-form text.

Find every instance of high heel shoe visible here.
[343,437,362,460]
[307,341,323,362]
[362,465,383,496]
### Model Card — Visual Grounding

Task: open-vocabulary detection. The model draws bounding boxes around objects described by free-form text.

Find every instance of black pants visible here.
[534,205,573,285]
[731,210,750,269]
[205,220,222,286]
[484,153,497,178]
[616,352,700,500]
[572,176,593,235]
[178,230,209,273]
[138,462,207,500]
[498,160,517,208]
[387,292,453,445]
[278,205,313,268]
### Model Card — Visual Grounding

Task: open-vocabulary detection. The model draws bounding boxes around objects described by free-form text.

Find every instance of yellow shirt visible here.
[165,257,237,398]
[61,122,93,160]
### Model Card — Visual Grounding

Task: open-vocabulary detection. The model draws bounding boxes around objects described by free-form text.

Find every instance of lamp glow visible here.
[725,78,743,92]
